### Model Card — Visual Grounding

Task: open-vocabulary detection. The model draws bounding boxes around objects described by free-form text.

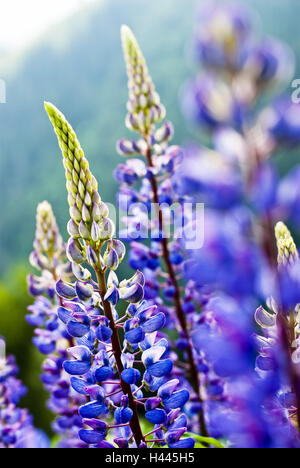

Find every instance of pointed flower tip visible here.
[44,101,57,117]
[121,24,135,43]
[44,102,68,129]
[274,221,298,266]
[275,221,290,240]
[44,101,66,129]
[121,25,141,57]
[37,200,52,213]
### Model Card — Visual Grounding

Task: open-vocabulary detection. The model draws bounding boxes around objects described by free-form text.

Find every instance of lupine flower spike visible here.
[275,222,299,266]
[44,102,193,448]
[254,222,300,435]
[117,25,208,436]
[27,201,87,447]
[177,1,300,447]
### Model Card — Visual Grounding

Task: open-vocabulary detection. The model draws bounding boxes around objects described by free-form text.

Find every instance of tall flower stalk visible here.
[116,25,208,436]
[27,201,87,447]
[44,102,193,448]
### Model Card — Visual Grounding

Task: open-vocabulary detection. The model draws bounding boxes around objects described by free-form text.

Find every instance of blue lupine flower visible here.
[0,352,50,449]
[121,368,141,385]
[250,163,279,215]
[278,165,300,227]
[145,409,167,424]
[194,2,254,70]
[117,24,212,438]
[244,37,294,86]
[181,73,245,130]
[163,390,190,409]
[174,145,243,209]
[53,267,191,447]
[40,96,193,448]
[20,0,300,450]
[79,401,108,419]
[262,98,300,145]
[169,437,195,449]
[78,429,106,445]
[27,202,88,447]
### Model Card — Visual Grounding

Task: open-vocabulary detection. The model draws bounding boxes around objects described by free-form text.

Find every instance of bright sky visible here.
[0,0,95,51]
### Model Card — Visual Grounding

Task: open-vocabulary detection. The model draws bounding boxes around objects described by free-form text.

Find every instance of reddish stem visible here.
[145,145,208,437]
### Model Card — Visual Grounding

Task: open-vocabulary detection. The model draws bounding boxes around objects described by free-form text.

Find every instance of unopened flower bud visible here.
[67,219,80,239]
[275,221,299,267]
[98,218,115,241]
[66,238,86,264]
[103,247,119,271]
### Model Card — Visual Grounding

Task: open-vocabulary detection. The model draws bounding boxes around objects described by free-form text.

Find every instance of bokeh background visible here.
[0,0,299,435]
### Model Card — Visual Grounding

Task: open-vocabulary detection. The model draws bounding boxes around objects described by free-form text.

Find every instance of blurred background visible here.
[0,0,299,435]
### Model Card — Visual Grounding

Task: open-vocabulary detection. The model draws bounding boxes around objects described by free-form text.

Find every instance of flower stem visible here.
[95,266,145,447]
[145,144,208,437]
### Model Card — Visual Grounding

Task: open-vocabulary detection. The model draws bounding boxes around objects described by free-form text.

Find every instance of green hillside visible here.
[0,0,300,436]
[0,0,300,274]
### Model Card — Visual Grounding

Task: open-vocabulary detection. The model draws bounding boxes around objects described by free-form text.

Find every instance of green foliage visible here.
[184,432,225,449]
[1,0,299,274]
[0,0,197,274]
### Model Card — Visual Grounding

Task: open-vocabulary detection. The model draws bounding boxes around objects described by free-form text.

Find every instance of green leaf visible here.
[184,433,225,449]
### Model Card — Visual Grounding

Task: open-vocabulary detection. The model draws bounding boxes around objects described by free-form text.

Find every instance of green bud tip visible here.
[121,25,141,57]
[275,221,299,267]
[44,102,113,244]
[120,25,166,134]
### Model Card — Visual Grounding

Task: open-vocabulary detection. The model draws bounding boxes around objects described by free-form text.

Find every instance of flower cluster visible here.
[0,347,49,448]
[175,1,300,448]
[116,25,209,435]
[183,1,294,131]
[176,1,300,311]
[192,294,299,448]
[27,201,87,447]
[255,223,300,416]
[42,102,193,448]
[2,1,300,450]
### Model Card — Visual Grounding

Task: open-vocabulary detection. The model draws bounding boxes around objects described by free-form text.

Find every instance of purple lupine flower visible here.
[55,277,191,447]
[181,73,246,130]
[183,208,267,300]
[244,37,294,88]
[0,349,49,448]
[178,1,300,448]
[173,144,243,210]
[278,165,300,228]
[117,25,209,436]
[43,101,192,448]
[27,201,87,447]
[260,98,300,146]
[183,2,295,133]
[253,223,300,440]
[192,295,299,448]
[194,1,255,70]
